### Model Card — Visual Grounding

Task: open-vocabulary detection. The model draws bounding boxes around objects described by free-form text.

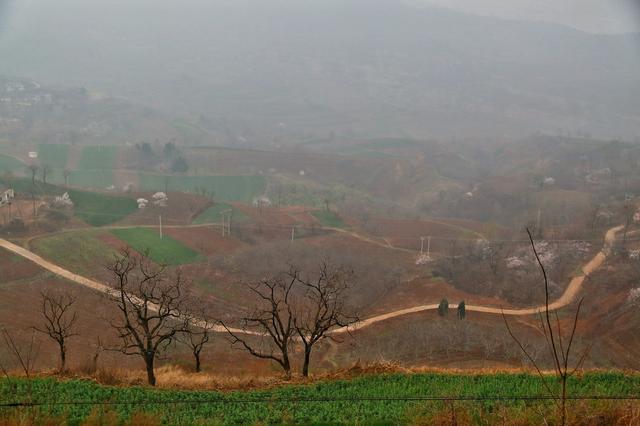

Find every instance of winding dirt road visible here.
[333,224,623,333]
[0,225,622,335]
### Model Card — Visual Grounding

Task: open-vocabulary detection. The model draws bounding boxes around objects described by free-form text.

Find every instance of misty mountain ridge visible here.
[0,0,638,143]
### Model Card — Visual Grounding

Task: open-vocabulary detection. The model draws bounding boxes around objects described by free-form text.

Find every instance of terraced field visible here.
[312,209,347,228]
[30,230,117,276]
[193,202,250,224]
[111,227,202,265]
[68,189,138,226]
[78,145,117,170]
[38,144,70,168]
[138,174,266,202]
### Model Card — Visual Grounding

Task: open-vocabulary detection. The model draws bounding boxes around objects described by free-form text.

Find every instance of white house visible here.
[252,195,272,207]
[0,187,14,206]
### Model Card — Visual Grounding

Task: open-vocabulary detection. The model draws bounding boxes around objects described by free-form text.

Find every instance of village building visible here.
[0,186,14,206]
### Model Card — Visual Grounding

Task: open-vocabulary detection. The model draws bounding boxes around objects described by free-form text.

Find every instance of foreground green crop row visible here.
[1,373,638,425]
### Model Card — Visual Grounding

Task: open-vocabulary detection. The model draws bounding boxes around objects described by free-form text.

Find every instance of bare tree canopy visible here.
[221,261,358,377]
[34,290,78,372]
[180,310,214,373]
[107,248,190,386]
[503,228,590,426]
[1,328,40,378]
[221,271,297,377]
[294,262,358,377]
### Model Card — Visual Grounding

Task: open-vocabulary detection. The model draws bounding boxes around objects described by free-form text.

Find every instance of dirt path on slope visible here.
[0,225,622,335]
[331,224,623,334]
[326,227,414,253]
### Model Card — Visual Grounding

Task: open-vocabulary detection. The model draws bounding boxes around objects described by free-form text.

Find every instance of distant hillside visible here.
[0,0,638,143]
[0,77,196,145]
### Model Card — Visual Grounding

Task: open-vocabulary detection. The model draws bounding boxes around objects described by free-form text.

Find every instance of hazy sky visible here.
[1,0,639,34]
[417,0,640,34]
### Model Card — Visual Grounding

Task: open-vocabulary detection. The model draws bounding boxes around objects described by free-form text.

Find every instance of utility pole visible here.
[420,236,425,254]
[220,209,232,237]
[536,208,541,232]
[159,215,163,239]
[427,236,431,258]
[291,226,295,242]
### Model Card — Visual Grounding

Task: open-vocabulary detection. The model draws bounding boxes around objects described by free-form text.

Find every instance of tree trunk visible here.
[145,353,156,386]
[560,377,567,426]
[282,352,291,378]
[59,342,66,372]
[194,352,201,373]
[302,347,312,377]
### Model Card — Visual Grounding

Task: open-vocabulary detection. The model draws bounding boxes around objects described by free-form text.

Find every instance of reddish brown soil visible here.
[281,206,319,225]
[165,226,245,257]
[232,204,298,226]
[366,278,510,316]
[364,217,487,252]
[118,192,211,226]
[0,248,42,282]
[303,232,413,265]
[96,232,129,251]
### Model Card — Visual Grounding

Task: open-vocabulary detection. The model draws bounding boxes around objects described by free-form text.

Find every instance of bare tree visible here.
[180,312,214,373]
[1,328,40,378]
[27,164,39,185]
[33,291,78,372]
[293,262,358,377]
[220,272,297,378]
[503,228,590,426]
[41,164,52,185]
[63,168,71,187]
[106,249,190,386]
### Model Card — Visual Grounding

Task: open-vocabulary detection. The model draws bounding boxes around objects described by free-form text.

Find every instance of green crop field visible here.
[31,231,117,276]
[0,154,24,173]
[193,202,249,224]
[312,209,347,228]
[138,173,266,202]
[67,169,114,189]
[78,145,117,170]
[1,373,638,425]
[111,227,201,265]
[6,177,60,195]
[38,144,70,168]
[45,169,114,189]
[68,189,138,226]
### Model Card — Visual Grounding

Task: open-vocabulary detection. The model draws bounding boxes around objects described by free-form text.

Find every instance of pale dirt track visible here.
[333,225,623,334]
[0,225,623,335]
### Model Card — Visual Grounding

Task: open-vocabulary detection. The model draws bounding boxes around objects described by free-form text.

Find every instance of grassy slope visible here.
[312,209,347,228]
[68,189,138,226]
[0,154,25,174]
[67,169,114,189]
[31,231,117,276]
[111,227,201,265]
[38,144,69,168]
[78,146,117,170]
[138,174,266,202]
[192,202,249,224]
[1,373,638,424]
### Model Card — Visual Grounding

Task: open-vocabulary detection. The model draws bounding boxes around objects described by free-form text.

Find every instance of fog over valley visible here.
[1,0,639,143]
[0,1,640,423]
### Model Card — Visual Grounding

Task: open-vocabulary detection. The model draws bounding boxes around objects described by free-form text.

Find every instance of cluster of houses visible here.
[137,192,169,209]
